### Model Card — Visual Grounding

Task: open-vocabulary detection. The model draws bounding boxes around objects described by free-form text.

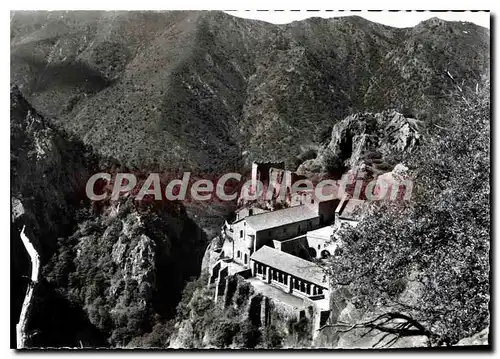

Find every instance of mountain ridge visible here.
[11,11,490,172]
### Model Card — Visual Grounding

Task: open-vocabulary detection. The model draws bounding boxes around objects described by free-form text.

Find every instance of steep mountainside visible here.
[11,84,99,347]
[10,11,490,349]
[11,11,489,172]
[298,110,422,177]
[11,87,207,347]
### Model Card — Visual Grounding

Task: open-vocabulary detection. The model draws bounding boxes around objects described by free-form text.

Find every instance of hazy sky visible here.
[225,10,490,29]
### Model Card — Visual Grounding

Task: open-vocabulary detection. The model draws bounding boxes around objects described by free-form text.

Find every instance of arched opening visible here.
[308,247,317,258]
[321,250,331,259]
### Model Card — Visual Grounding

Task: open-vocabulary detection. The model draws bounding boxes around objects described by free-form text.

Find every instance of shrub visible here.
[260,325,284,348]
[233,322,261,348]
[209,320,240,348]
[327,80,490,346]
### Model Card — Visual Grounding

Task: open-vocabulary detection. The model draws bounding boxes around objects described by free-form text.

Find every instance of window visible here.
[244,254,248,264]
[240,230,243,238]
[318,244,321,250]
[249,209,253,216]
[237,250,241,258]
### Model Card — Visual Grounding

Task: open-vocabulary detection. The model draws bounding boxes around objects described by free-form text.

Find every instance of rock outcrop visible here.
[10,11,490,349]
[169,274,312,349]
[10,86,208,347]
[11,11,489,172]
[297,110,421,177]
[11,84,100,347]
[455,328,489,346]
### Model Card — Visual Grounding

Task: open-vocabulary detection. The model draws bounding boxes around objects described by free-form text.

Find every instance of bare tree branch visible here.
[319,312,434,348]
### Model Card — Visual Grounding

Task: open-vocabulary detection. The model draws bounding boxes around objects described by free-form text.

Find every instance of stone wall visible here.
[213,274,323,348]
[275,236,310,258]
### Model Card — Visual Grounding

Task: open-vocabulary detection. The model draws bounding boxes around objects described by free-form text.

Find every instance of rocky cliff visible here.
[169,274,313,349]
[298,110,421,177]
[10,11,490,349]
[11,84,100,347]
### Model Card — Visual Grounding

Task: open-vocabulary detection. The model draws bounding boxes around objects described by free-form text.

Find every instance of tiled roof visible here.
[245,205,319,231]
[250,246,328,288]
[335,197,367,220]
[235,206,269,215]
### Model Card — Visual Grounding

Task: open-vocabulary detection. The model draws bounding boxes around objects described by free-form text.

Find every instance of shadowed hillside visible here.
[11,11,490,172]
[10,11,490,349]
[11,86,208,347]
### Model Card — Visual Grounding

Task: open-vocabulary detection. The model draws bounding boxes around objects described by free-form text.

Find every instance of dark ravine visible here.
[11,84,100,347]
[10,87,209,347]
